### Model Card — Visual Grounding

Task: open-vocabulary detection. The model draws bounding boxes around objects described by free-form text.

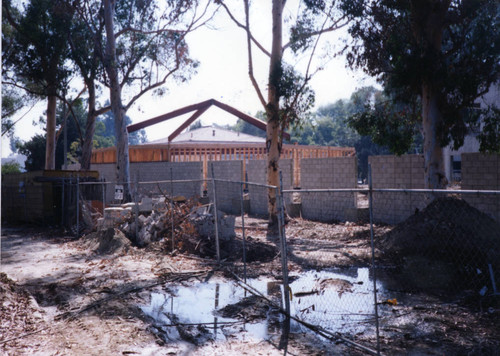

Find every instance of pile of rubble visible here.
[94,196,236,258]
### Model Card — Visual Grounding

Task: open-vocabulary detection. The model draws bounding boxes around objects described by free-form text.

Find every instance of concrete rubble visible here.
[95,196,235,250]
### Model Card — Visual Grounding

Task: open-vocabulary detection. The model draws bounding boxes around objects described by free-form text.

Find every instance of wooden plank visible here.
[167,105,211,142]
[127,99,213,133]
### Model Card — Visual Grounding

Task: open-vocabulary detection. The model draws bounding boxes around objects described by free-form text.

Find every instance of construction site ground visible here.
[1,216,499,355]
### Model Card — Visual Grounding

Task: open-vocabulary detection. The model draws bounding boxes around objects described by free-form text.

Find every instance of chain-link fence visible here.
[17,168,497,355]
[370,189,500,297]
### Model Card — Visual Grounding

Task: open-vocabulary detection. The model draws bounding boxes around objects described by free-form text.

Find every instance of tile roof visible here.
[146,126,266,145]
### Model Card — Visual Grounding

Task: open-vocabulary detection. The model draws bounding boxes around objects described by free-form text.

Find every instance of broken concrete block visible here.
[104,207,124,220]
[137,226,152,247]
[189,205,235,241]
[153,197,167,211]
[139,197,153,212]
[138,214,148,225]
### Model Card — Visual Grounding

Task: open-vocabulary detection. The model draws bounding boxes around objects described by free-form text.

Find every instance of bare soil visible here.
[1,215,499,355]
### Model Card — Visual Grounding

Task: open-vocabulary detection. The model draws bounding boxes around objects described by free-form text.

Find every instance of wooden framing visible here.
[126,98,291,141]
[91,143,355,187]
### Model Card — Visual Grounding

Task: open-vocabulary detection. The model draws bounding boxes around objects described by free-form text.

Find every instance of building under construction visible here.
[90,99,355,188]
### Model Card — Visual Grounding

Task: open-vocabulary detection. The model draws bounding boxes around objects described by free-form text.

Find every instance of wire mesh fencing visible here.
[281,188,380,346]
[371,189,500,298]
[73,174,499,355]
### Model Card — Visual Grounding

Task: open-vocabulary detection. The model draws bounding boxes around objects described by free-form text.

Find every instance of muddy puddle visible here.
[141,267,388,345]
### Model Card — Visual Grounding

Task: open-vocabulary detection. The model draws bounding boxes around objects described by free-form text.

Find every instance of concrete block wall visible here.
[89,163,115,202]
[207,160,244,214]
[461,153,500,222]
[368,154,427,224]
[299,157,357,222]
[245,159,293,217]
[246,160,267,216]
[91,162,203,203]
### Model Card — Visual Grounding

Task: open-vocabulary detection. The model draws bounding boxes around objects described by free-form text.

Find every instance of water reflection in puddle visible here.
[141,267,384,343]
[141,278,273,342]
[288,268,380,335]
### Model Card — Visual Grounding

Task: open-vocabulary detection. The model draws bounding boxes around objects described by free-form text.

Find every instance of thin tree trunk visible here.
[103,0,131,200]
[45,95,57,170]
[266,0,284,225]
[80,81,96,171]
[422,83,446,188]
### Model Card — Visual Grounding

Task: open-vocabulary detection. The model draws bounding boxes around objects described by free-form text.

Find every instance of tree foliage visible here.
[341,0,500,187]
[2,0,73,97]
[1,161,22,175]
[292,87,397,179]
[2,0,75,169]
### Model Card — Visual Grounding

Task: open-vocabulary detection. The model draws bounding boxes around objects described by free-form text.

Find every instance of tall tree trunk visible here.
[422,83,446,188]
[103,0,131,200]
[45,95,57,170]
[266,0,284,225]
[80,81,97,171]
[411,0,448,188]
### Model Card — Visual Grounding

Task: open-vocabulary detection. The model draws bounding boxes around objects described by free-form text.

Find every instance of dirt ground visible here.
[1,216,499,355]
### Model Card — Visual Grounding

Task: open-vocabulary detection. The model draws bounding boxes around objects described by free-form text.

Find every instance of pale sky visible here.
[1,1,376,158]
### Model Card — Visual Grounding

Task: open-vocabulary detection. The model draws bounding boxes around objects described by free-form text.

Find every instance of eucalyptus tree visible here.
[2,0,74,170]
[99,0,210,200]
[219,0,349,224]
[342,0,500,188]
[69,0,110,170]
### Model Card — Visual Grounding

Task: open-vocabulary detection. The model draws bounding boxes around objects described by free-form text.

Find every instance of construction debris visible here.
[91,195,240,259]
[189,205,235,241]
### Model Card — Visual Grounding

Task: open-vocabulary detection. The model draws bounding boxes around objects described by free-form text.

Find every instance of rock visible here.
[153,197,167,211]
[138,214,148,225]
[137,226,152,247]
[189,205,235,241]
[139,197,153,212]
[91,228,131,254]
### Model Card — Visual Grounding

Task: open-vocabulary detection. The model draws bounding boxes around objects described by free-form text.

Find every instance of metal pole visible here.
[61,178,65,226]
[102,180,105,213]
[63,113,68,170]
[277,171,290,316]
[170,167,175,252]
[76,176,80,237]
[134,174,139,241]
[368,164,381,355]
[211,163,220,263]
[240,182,247,283]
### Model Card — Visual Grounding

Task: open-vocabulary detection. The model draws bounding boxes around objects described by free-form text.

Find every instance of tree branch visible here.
[1,99,41,137]
[56,89,87,144]
[219,0,271,57]
[282,16,349,52]
[243,0,267,110]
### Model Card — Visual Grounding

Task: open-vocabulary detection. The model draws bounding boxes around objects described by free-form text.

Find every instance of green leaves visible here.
[347,105,420,155]
[342,0,500,155]
[278,64,315,130]
[478,106,500,153]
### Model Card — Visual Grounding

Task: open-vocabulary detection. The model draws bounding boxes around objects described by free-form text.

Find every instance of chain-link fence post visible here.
[368,164,381,355]
[134,174,139,241]
[277,171,290,316]
[76,176,80,237]
[211,163,220,263]
[239,182,247,283]
[170,168,175,252]
[61,178,65,226]
[102,180,105,212]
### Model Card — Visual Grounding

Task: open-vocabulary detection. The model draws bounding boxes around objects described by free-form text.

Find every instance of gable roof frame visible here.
[126,98,290,141]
